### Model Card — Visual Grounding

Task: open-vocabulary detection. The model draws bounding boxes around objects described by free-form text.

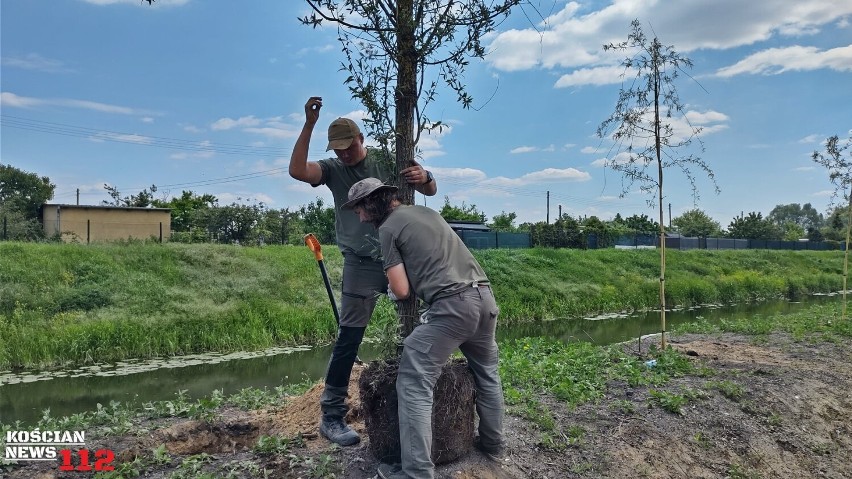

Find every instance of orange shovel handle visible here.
[304,233,323,261]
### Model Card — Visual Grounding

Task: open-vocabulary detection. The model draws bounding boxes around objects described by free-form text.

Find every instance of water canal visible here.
[0,297,828,426]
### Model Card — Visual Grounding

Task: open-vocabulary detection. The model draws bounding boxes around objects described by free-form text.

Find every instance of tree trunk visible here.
[653,45,667,350]
[844,192,852,320]
[395,0,419,339]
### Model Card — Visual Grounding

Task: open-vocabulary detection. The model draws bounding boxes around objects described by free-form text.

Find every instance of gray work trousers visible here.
[396,284,504,479]
[321,254,388,418]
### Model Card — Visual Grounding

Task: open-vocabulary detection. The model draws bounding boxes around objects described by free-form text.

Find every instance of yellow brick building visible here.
[42,204,171,243]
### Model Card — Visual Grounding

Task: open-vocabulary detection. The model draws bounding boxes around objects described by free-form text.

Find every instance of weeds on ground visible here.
[253,434,305,455]
[727,462,760,479]
[610,399,636,414]
[692,432,711,449]
[647,385,706,415]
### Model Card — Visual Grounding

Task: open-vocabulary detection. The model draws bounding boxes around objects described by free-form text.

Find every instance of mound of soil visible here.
[6,331,851,478]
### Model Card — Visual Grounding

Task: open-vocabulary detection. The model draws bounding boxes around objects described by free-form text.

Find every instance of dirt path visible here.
[7,332,851,478]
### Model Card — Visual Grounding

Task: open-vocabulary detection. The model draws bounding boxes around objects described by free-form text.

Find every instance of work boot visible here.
[474,437,511,465]
[319,416,360,446]
[376,462,405,479]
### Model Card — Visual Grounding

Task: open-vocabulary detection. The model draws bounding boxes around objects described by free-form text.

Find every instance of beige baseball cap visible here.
[326,117,361,151]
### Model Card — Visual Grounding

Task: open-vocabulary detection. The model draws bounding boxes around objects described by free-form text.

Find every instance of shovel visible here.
[304,234,363,364]
[304,233,341,326]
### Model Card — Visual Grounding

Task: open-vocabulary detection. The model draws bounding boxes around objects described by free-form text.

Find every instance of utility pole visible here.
[546,191,550,224]
[76,189,80,206]
[558,204,562,220]
[668,202,672,228]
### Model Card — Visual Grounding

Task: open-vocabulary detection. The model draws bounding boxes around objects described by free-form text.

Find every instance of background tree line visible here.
[1,163,849,246]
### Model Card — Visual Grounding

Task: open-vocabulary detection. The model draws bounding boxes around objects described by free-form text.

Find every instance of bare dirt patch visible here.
[7,332,851,478]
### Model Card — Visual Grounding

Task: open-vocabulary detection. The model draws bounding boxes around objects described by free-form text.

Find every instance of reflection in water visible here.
[497,299,808,345]
[0,298,821,426]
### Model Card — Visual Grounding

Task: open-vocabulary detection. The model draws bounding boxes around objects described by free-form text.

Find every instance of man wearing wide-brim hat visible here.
[288,97,438,447]
[342,177,506,479]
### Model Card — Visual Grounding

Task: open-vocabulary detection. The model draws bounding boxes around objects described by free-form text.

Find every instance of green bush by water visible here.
[0,242,844,369]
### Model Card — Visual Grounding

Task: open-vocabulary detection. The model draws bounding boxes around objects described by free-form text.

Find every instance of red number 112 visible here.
[58,449,115,472]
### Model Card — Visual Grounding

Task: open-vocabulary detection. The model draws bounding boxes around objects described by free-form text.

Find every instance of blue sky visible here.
[2,0,851,227]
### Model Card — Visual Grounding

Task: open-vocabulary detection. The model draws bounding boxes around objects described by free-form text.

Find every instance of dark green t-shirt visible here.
[379,205,489,305]
[316,148,395,257]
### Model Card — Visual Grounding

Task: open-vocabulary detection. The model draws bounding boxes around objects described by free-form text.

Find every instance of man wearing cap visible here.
[289,97,438,447]
[341,178,505,479]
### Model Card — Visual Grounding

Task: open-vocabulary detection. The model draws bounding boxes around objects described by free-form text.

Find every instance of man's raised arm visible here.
[289,96,324,185]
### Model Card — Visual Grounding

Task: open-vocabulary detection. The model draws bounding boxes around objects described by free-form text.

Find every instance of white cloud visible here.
[484,167,591,187]
[0,92,153,115]
[685,110,730,125]
[61,99,140,114]
[581,146,599,154]
[209,115,303,140]
[430,167,488,182]
[249,158,289,174]
[89,132,152,144]
[510,146,539,154]
[243,126,300,139]
[794,166,816,171]
[812,189,834,197]
[183,125,203,133]
[716,45,852,77]
[591,151,633,168]
[211,116,262,131]
[296,44,336,56]
[141,117,154,123]
[169,141,215,160]
[510,144,556,154]
[1,53,71,73]
[598,108,729,145]
[555,65,630,88]
[486,1,852,73]
[414,123,453,160]
[169,150,216,160]
[0,92,43,108]
[799,134,823,144]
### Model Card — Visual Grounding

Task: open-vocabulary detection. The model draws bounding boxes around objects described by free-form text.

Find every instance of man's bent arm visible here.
[402,159,437,196]
[386,263,411,300]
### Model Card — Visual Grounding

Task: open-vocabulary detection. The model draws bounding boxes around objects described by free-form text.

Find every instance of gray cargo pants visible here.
[396,284,504,479]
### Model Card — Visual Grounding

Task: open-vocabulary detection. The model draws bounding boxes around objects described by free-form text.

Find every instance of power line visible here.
[0,115,298,158]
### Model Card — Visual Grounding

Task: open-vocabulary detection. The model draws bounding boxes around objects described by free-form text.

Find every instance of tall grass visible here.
[0,242,843,369]
[479,248,841,320]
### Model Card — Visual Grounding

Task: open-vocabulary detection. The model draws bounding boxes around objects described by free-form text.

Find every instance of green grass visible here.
[0,241,845,368]
[676,302,852,342]
[499,299,851,419]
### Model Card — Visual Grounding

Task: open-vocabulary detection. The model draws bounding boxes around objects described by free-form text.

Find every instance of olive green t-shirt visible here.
[379,205,489,305]
[315,148,395,257]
